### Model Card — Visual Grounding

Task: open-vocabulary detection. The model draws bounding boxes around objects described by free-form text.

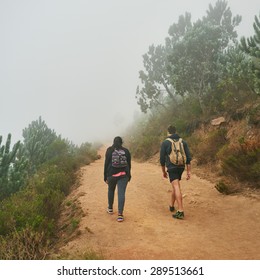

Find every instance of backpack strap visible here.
[166,138,174,143]
[166,138,181,143]
[166,138,177,154]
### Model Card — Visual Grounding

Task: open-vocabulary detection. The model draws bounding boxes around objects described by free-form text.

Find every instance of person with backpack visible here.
[160,125,192,219]
[104,136,131,222]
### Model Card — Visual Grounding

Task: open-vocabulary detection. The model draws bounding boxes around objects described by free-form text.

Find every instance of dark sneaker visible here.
[169,205,175,212]
[107,208,113,214]
[117,215,124,222]
[173,211,184,219]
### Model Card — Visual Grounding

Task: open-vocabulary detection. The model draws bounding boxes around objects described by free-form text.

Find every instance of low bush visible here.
[0,226,50,260]
[215,180,234,195]
[221,139,260,187]
[194,128,228,165]
[0,184,59,237]
[0,140,99,259]
[130,135,161,160]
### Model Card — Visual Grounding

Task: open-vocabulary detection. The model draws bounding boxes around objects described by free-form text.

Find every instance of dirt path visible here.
[60,146,260,260]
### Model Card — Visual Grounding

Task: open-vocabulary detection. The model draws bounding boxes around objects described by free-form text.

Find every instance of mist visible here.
[0,0,259,145]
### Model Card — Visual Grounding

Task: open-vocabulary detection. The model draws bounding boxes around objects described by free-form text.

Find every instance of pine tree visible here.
[0,134,22,199]
[22,116,57,174]
[240,13,260,94]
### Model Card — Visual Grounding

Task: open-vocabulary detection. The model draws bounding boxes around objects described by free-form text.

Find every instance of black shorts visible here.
[168,167,185,182]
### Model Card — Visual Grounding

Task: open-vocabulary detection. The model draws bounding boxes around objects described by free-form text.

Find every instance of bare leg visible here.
[171,179,184,212]
[170,187,176,208]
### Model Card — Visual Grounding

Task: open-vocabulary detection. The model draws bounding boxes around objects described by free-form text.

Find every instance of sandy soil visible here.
[60,146,260,260]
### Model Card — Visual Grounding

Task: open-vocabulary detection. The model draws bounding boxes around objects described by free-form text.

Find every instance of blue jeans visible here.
[107,176,128,214]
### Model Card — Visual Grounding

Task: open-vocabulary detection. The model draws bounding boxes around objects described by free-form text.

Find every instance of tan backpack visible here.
[166,138,187,166]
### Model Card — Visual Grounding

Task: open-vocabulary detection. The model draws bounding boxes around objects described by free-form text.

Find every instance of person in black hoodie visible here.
[104,136,131,222]
[160,125,192,219]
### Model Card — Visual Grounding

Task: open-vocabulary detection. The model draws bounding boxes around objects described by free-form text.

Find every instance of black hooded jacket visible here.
[104,145,131,182]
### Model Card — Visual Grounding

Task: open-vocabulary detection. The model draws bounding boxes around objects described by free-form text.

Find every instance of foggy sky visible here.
[1,0,259,145]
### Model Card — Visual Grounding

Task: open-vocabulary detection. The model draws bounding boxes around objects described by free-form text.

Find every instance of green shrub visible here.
[0,187,54,236]
[0,159,77,237]
[0,226,50,260]
[55,249,103,260]
[130,135,160,160]
[248,103,260,126]
[215,180,234,195]
[0,117,100,259]
[195,128,228,165]
[35,164,73,195]
[221,140,260,187]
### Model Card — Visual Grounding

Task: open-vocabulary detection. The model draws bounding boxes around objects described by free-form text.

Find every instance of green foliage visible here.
[70,218,80,231]
[0,117,99,259]
[0,134,28,199]
[126,111,163,160]
[22,116,58,174]
[131,135,160,160]
[167,1,241,114]
[0,149,89,236]
[136,0,242,115]
[35,164,73,196]
[221,140,260,186]
[240,13,260,94]
[0,183,57,236]
[1,116,99,201]
[127,97,200,160]
[0,227,50,260]
[76,142,99,165]
[1,118,66,201]
[248,103,260,126]
[57,196,84,245]
[56,249,103,260]
[216,45,258,114]
[130,1,260,196]
[192,128,228,165]
[215,180,233,195]
[0,134,19,179]
[136,44,173,113]
[130,2,260,196]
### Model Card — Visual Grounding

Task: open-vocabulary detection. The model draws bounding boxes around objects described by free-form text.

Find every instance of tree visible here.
[136,0,241,114]
[0,134,24,199]
[167,0,241,114]
[240,13,260,94]
[136,12,192,113]
[219,45,256,93]
[136,45,172,113]
[7,145,29,196]
[22,116,57,174]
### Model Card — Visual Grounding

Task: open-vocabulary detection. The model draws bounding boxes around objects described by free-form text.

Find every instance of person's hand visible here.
[186,172,191,180]
[163,171,168,179]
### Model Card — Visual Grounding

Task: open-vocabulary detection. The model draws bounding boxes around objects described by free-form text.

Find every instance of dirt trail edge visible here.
[60,146,260,260]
